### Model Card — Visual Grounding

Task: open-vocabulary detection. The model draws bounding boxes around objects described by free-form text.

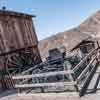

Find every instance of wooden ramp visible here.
[11,48,100,96]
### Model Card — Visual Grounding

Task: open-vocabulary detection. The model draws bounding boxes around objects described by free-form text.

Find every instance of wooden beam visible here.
[15,81,76,88]
[21,64,42,75]
[73,49,97,72]
[79,61,99,97]
[12,70,74,79]
[77,55,97,82]
[0,45,36,56]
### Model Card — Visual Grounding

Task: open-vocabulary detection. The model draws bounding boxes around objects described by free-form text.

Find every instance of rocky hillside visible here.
[39,11,100,61]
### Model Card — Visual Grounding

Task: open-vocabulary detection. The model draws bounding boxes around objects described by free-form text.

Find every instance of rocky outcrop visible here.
[39,11,100,61]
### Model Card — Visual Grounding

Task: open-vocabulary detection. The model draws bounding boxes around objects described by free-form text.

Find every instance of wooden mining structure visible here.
[0,9,42,91]
[13,39,100,96]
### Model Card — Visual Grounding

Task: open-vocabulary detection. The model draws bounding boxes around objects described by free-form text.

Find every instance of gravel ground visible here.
[0,91,100,100]
[1,64,100,100]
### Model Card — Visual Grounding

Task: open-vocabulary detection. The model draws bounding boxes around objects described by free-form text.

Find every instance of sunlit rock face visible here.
[78,11,100,44]
[39,11,100,61]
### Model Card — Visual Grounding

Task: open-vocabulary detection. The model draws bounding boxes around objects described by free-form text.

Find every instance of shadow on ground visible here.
[0,89,17,98]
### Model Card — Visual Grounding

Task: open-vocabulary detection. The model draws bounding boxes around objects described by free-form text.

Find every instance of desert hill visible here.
[39,11,100,61]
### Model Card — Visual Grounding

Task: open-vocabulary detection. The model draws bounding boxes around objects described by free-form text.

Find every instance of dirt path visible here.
[0,91,100,100]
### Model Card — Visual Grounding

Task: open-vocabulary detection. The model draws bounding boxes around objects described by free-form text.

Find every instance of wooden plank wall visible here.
[0,15,38,53]
[0,12,41,68]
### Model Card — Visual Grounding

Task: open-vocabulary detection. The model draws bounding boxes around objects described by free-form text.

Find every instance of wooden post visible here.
[79,61,99,97]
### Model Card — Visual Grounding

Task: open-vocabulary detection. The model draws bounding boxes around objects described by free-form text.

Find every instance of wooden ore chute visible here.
[0,10,42,75]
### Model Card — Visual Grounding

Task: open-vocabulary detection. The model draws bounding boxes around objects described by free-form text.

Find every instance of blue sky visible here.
[0,0,100,40]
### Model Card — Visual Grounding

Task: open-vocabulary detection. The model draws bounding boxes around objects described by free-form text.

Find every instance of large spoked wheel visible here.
[6,49,35,75]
